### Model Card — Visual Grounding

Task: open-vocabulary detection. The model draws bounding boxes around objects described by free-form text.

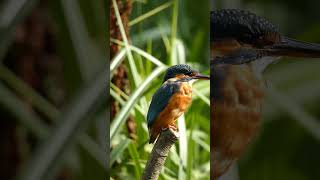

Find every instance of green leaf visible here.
[17,68,108,180]
[0,83,49,138]
[0,65,59,120]
[178,116,187,180]
[267,87,320,140]
[0,65,107,170]
[112,0,141,86]
[127,142,142,179]
[0,0,39,61]
[129,1,173,26]
[60,0,104,82]
[110,138,131,165]
[110,66,166,141]
[110,48,126,74]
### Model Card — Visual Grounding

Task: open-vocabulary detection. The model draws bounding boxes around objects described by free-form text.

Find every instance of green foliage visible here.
[0,0,107,179]
[110,0,210,179]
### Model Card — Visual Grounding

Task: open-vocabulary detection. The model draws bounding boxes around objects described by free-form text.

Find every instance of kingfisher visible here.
[147,64,209,144]
[210,9,320,178]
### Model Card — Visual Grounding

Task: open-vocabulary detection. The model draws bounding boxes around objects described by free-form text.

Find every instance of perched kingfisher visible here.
[147,64,209,144]
[210,9,320,178]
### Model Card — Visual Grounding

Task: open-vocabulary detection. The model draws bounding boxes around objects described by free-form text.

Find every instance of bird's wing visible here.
[147,82,180,128]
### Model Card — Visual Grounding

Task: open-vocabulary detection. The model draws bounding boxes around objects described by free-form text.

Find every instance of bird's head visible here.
[163,64,209,83]
[210,9,320,66]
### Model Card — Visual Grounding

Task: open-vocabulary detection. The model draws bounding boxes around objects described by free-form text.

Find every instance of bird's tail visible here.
[148,134,158,144]
[148,127,159,144]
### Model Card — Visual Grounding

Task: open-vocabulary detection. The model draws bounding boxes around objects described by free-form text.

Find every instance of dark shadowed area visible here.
[0,0,108,180]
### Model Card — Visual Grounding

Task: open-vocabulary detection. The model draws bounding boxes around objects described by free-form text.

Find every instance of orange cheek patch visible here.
[211,40,254,59]
[211,39,242,56]
[176,74,186,79]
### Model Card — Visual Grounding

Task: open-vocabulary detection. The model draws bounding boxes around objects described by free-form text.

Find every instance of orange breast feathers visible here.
[149,82,193,143]
[211,64,265,178]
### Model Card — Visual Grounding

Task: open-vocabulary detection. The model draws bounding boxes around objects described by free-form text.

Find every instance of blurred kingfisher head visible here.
[147,64,209,144]
[211,9,320,72]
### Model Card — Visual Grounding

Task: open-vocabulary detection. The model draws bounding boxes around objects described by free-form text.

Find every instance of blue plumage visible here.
[147,81,180,128]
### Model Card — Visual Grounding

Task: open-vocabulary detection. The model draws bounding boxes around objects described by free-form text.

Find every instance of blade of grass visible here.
[0,0,39,61]
[110,38,166,68]
[169,0,179,65]
[127,142,142,179]
[131,26,170,46]
[146,40,153,74]
[160,28,171,54]
[186,128,193,180]
[169,146,181,166]
[110,48,126,73]
[110,83,130,99]
[193,83,210,95]
[0,65,59,120]
[110,66,166,141]
[0,82,49,138]
[110,137,131,165]
[136,53,146,76]
[112,0,151,111]
[17,68,108,180]
[110,84,145,115]
[112,0,141,86]
[191,132,210,152]
[133,0,147,3]
[178,115,187,180]
[131,45,166,67]
[0,83,108,171]
[110,89,145,116]
[129,1,173,26]
[79,134,107,170]
[110,89,127,105]
[264,80,320,119]
[60,0,103,82]
[175,39,186,64]
[267,87,320,140]
[192,88,210,106]
[0,65,107,170]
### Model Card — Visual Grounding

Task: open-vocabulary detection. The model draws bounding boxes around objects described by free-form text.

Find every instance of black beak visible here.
[193,73,210,80]
[212,37,320,65]
[267,37,320,58]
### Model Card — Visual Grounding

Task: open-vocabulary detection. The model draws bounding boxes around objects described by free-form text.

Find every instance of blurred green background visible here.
[213,0,320,180]
[0,0,107,180]
[110,0,210,179]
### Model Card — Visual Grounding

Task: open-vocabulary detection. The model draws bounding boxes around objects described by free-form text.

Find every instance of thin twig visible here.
[142,128,179,180]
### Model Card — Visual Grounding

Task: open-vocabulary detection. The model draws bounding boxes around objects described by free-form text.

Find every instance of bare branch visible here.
[142,128,179,180]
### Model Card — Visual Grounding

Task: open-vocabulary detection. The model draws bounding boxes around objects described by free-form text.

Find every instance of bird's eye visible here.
[188,72,196,76]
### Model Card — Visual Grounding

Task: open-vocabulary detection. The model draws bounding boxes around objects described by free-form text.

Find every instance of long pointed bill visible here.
[193,73,210,80]
[267,37,320,58]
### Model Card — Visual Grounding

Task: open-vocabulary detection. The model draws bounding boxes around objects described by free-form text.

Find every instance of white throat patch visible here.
[251,56,279,79]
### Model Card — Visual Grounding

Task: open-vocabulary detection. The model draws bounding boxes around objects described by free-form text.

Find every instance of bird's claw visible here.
[162,125,178,132]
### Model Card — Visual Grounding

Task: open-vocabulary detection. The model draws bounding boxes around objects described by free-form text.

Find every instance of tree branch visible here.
[142,128,179,180]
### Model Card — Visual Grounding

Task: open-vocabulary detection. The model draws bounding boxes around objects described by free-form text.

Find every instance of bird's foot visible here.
[162,125,178,132]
